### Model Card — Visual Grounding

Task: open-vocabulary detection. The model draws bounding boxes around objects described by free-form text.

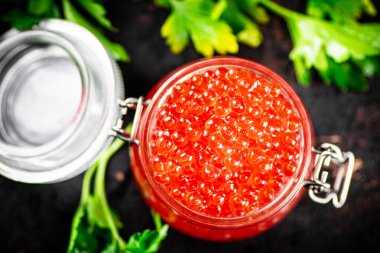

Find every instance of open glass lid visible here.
[0,19,124,183]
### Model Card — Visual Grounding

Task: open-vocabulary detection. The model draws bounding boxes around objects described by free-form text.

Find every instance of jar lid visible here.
[0,20,124,183]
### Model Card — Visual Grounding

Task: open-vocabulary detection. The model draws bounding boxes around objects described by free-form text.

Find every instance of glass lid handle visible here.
[304,143,355,208]
[113,96,150,146]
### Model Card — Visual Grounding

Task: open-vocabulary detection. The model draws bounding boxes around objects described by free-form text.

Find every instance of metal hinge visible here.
[112,96,149,146]
[304,143,355,208]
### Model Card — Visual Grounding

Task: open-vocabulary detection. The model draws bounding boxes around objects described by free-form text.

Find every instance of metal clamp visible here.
[305,143,355,208]
[112,96,149,146]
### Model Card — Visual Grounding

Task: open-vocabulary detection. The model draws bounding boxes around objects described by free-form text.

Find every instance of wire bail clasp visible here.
[305,143,355,208]
[112,96,149,146]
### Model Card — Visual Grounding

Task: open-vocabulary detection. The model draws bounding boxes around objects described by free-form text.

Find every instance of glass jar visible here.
[128,57,355,241]
[0,21,354,241]
[0,19,124,183]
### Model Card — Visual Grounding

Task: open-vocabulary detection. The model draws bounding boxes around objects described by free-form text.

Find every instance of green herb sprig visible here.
[260,0,380,91]
[156,0,380,91]
[1,0,129,62]
[156,0,269,57]
[67,138,169,253]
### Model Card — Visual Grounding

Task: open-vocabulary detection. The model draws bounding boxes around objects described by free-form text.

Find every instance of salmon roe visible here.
[149,67,301,218]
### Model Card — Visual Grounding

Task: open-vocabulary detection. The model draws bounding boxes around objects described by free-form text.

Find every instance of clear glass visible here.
[0,20,124,183]
[130,57,314,241]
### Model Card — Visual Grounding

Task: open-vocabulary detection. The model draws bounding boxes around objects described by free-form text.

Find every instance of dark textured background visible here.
[1,1,380,252]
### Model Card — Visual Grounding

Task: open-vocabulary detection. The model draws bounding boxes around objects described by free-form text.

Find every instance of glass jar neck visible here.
[0,30,89,158]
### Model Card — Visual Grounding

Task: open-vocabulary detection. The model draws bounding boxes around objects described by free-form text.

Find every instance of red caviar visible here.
[149,67,301,217]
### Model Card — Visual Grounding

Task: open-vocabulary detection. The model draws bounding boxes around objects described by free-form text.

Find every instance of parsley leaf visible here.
[2,0,128,62]
[2,0,58,29]
[62,0,129,62]
[156,0,269,53]
[125,211,169,253]
[260,0,380,91]
[3,9,42,29]
[288,16,380,90]
[68,202,113,253]
[157,0,380,90]
[218,0,263,48]
[75,0,117,31]
[306,0,377,24]
[28,0,54,16]
[159,0,238,57]
[236,0,270,25]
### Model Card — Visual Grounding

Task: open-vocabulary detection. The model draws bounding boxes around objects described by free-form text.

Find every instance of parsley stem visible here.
[80,138,124,204]
[151,210,163,231]
[97,158,124,244]
[80,161,98,204]
[258,0,298,20]
[94,138,126,245]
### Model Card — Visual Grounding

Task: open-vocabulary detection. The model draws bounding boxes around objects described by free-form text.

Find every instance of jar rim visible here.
[0,20,124,183]
[0,30,89,157]
[137,57,314,228]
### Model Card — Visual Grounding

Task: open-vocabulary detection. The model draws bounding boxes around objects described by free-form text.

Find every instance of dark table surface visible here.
[1,1,380,252]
